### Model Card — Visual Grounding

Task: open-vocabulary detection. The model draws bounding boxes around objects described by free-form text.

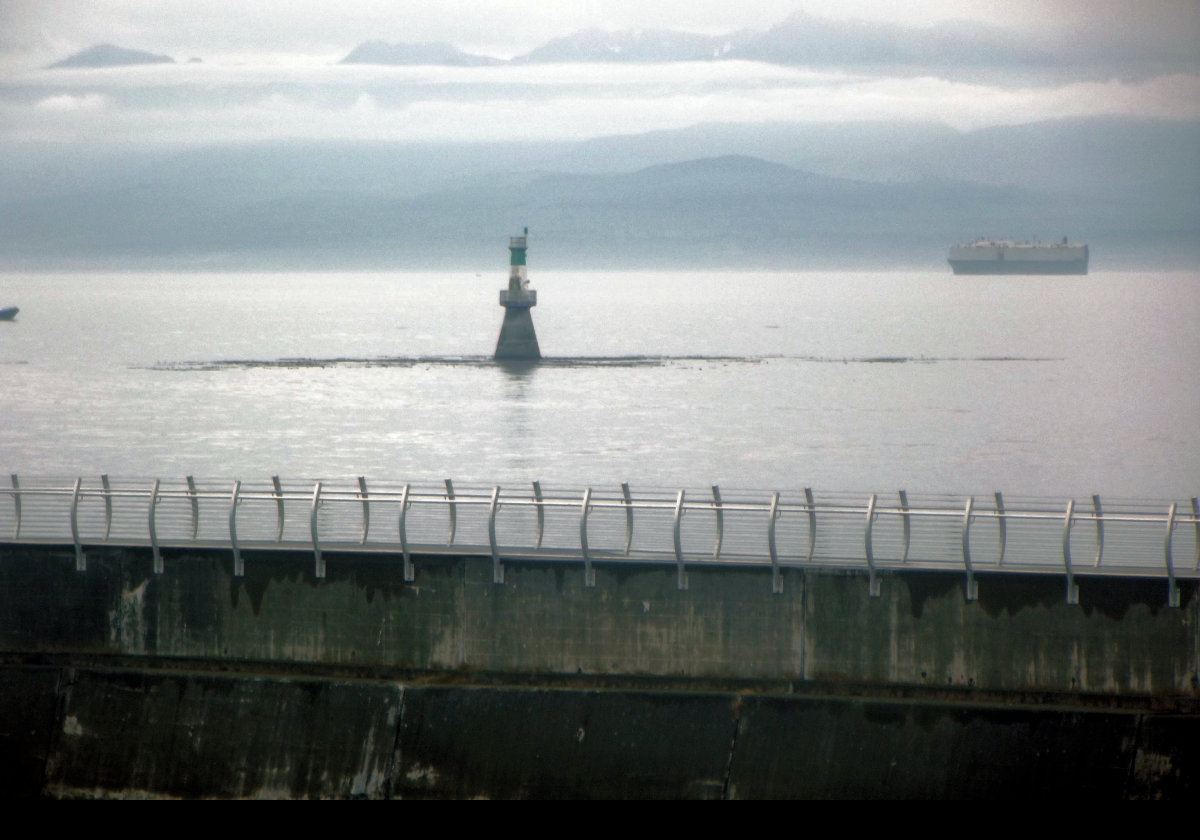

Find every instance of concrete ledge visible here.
[0,544,1195,698]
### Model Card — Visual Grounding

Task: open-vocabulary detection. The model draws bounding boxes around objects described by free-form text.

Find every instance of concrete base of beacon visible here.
[494,306,541,360]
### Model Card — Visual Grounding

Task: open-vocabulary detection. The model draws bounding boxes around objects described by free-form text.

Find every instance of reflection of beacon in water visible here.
[494,227,541,360]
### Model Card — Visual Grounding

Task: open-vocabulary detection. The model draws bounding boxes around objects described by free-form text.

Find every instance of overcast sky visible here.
[1,1,1197,145]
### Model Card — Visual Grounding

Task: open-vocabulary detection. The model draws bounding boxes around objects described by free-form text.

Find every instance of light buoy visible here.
[493,227,541,360]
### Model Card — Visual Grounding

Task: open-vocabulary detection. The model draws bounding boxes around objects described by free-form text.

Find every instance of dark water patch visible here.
[145,353,1058,372]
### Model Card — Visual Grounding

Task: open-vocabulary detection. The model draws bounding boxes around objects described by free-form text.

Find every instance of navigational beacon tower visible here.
[493,228,541,360]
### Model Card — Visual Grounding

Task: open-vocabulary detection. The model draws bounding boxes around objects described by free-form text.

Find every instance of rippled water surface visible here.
[1,270,1196,497]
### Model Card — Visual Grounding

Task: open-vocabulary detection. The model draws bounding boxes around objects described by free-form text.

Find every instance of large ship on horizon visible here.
[948,238,1088,275]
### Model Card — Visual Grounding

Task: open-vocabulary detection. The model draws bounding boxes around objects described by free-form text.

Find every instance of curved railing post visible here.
[1191,497,1198,572]
[229,480,243,577]
[1062,499,1078,605]
[1091,495,1104,567]
[10,474,20,539]
[961,496,977,601]
[621,482,633,556]
[864,493,880,597]
[804,487,816,563]
[101,474,113,541]
[532,481,545,549]
[272,475,284,542]
[994,491,1006,565]
[1165,502,1179,608]
[149,478,162,574]
[444,479,456,547]
[358,476,370,545]
[712,485,723,559]
[489,486,503,584]
[767,491,782,594]
[898,489,910,564]
[186,476,199,540]
[580,488,595,588]
[71,477,84,571]
[673,490,687,591]
[310,481,324,579]
[398,483,413,582]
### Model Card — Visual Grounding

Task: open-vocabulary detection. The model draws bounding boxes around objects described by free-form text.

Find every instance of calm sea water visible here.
[1,270,1196,498]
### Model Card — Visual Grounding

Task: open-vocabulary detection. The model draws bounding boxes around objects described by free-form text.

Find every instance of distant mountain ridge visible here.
[340,41,502,66]
[340,15,1042,68]
[513,28,750,63]
[48,9,1196,77]
[730,13,1057,69]
[48,44,174,68]
[335,11,1196,77]
[3,117,1196,271]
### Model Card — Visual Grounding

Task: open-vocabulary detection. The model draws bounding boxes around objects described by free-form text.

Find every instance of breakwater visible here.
[1,533,1197,798]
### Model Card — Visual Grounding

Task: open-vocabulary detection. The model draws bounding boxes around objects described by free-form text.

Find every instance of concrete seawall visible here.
[1,544,1196,797]
[6,665,1196,798]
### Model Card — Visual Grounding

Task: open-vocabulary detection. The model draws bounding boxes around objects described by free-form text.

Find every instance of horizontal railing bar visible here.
[4,529,1187,551]
[10,488,1195,523]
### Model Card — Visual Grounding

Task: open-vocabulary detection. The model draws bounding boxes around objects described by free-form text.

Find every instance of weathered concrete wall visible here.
[0,545,1194,697]
[0,666,60,798]
[805,572,1199,696]
[0,665,395,799]
[3,665,1195,799]
[40,668,398,799]
[392,684,1159,799]
[1,544,1197,798]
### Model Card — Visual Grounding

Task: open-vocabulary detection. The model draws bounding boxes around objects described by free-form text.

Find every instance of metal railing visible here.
[3,475,1198,606]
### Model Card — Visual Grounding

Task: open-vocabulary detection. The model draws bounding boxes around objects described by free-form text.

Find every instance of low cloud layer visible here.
[3,60,1198,146]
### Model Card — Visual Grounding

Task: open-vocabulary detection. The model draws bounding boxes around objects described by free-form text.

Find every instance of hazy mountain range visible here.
[2,116,1195,271]
[46,11,1199,79]
[501,15,1057,72]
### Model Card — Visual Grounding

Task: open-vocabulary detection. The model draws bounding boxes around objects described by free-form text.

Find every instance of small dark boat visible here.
[0,306,17,321]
